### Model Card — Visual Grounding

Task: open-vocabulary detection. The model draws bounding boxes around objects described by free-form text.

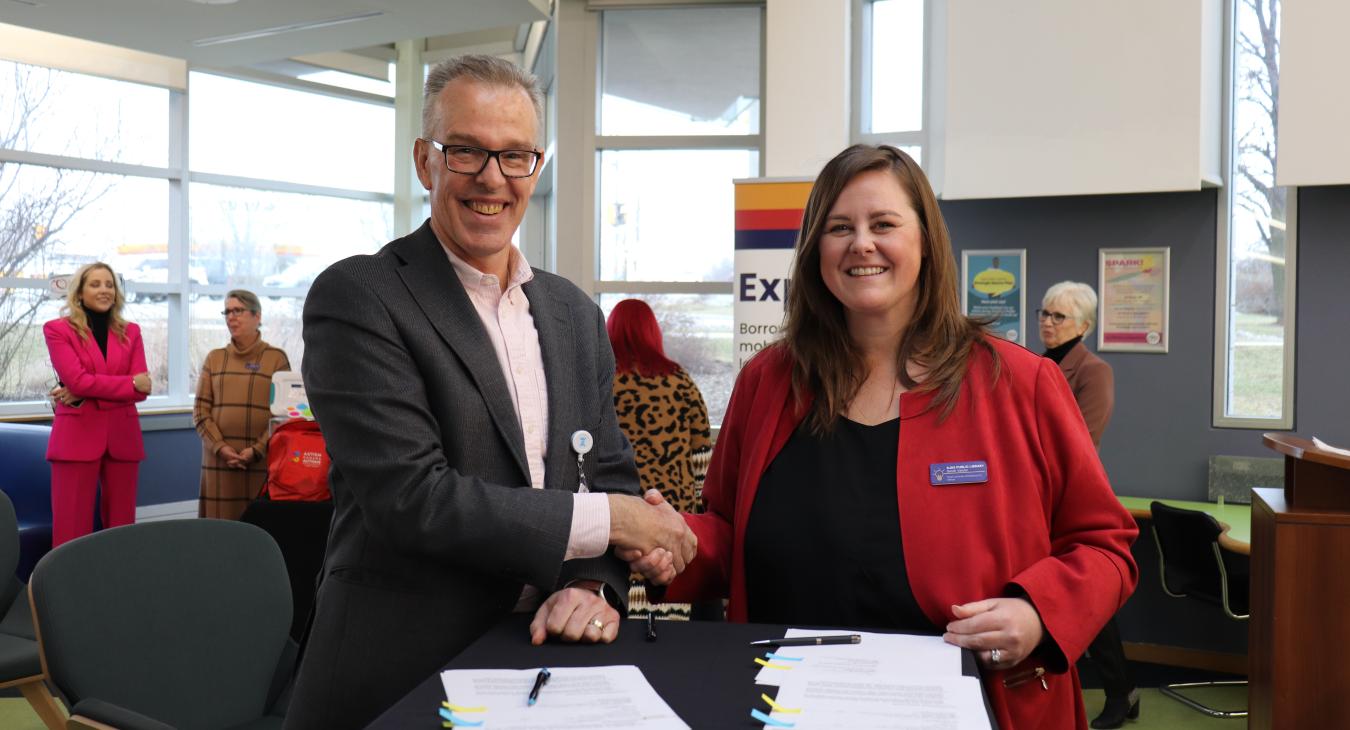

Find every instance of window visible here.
[0,57,395,415]
[854,0,927,159]
[1214,0,1295,428]
[0,61,173,410]
[591,5,764,424]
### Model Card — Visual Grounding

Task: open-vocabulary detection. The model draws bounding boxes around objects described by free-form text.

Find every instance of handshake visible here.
[607,490,698,586]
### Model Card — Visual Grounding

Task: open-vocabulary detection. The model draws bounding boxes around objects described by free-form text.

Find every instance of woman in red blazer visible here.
[640,146,1138,730]
[44,262,151,547]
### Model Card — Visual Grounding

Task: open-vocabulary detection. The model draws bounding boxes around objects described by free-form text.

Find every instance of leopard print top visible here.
[612,367,712,513]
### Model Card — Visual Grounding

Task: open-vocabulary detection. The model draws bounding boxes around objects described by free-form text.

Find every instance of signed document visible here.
[440,665,689,729]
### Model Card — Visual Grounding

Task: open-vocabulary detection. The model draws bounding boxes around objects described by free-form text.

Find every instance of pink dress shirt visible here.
[441,245,610,606]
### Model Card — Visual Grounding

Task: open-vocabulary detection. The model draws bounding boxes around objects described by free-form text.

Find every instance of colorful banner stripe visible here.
[736,208,803,231]
[734,180,814,211]
[735,229,798,251]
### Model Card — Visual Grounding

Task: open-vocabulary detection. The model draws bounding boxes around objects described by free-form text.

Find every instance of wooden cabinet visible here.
[1249,435,1350,729]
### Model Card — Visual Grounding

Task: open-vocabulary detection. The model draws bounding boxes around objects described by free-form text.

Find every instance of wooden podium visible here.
[1249,434,1350,729]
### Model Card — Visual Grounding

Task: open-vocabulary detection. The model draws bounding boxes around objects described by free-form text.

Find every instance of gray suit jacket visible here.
[286,222,639,728]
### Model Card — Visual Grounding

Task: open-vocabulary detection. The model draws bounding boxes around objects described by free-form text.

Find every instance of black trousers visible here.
[1087,616,1135,699]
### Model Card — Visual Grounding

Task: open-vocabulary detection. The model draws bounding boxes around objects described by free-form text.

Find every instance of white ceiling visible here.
[0,0,549,68]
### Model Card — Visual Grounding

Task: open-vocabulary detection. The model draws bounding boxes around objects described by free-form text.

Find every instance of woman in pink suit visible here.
[44,262,151,547]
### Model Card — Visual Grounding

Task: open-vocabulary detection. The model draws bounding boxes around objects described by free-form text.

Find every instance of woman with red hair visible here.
[606,298,713,620]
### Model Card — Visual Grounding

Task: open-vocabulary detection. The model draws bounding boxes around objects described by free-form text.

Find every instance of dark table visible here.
[368,615,997,729]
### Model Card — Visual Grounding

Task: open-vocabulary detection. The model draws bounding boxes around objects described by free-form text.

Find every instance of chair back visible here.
[0,423,54,579]
[0,489,31,638]
[30,520,293,729]
[1149,501,1227,605]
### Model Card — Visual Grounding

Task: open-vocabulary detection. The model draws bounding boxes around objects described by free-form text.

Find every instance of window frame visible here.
[0,61,396,419]
[1211,0,1297,430]
[851,0,930,158]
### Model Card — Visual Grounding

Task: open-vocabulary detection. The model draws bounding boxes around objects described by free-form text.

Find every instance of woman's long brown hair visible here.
[783,144,997,431]
[62,262,130,342]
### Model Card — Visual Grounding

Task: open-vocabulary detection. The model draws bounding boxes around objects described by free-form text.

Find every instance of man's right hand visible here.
[608,489,697,577]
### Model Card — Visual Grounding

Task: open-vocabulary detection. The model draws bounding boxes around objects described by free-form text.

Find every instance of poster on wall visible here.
[1098,247,1170,353]
[732,178,811,371]
[961,249,1026,345]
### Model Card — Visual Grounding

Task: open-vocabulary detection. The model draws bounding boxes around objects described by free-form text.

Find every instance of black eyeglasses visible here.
[423,139,541,178]
[222,307,252,317]
[1036,309,1070,325]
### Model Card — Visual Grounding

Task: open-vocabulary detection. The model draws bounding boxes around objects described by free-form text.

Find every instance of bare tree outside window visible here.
[1225,0,1287,420]
[0,65,116,399]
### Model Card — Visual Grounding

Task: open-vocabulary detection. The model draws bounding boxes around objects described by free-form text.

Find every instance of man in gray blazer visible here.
[286,55,695,728]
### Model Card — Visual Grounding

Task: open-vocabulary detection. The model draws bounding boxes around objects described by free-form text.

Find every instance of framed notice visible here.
[1098,247,1170,353]
[961,249,1026,345]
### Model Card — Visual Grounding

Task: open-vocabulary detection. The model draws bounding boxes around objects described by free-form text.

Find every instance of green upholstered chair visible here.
[29,519,296,730]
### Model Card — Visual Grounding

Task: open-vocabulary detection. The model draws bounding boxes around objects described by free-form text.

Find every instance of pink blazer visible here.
[43,318,147,463]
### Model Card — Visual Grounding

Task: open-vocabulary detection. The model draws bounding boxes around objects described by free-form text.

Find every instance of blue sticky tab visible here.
[764,652,803,661]
[930,460,989,485]
[438,708,484,726]
[751,708,796,727]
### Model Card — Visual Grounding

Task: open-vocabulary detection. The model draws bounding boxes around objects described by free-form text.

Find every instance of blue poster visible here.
[962,250,1026,345]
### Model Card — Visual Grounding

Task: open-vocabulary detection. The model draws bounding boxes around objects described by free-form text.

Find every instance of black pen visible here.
[748,634,862,647]
[646,612,658,642]
[526,667,550,706]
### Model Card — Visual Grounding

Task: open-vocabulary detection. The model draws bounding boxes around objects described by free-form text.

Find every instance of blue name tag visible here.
[245,362,261,371]
[930,461,989,485]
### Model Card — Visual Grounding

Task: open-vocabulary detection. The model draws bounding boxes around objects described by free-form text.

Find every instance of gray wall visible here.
[941,186,1350,502]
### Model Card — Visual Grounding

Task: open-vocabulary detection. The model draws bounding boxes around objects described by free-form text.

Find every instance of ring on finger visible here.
[990,648,1001,664]
[589,617,605,631]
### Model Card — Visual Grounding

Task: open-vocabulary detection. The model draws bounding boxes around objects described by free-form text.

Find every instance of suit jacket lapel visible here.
[393,224,530,479]
[523,275,574,492]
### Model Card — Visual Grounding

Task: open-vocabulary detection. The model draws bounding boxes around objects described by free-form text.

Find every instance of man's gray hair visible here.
[422,54,543,138]
[1042,281,1098,334]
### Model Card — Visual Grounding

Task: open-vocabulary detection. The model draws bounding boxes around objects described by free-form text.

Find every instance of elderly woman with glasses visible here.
[193,289,291,520]
[1038,281,1134,728]
[1037,282,1113,447]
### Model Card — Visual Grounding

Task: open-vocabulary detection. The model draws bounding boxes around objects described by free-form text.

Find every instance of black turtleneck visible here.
[1043,335,1082,364]
[83,306,110,357]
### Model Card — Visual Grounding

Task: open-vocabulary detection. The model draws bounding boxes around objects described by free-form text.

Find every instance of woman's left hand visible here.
[49,386,78,406]
[942,597,1045,669]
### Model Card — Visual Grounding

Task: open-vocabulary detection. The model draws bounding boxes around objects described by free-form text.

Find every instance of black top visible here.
[83,306,110,357]
[1043,335,1082,364]
[744,417,935,633]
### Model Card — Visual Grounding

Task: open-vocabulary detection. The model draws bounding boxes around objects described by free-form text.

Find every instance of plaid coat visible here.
[193,336,290,519]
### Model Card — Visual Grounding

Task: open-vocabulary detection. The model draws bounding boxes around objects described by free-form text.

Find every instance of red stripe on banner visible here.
[735,209,803,231]
[1102,332,1149,343]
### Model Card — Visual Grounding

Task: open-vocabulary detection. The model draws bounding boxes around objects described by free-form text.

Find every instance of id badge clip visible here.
[571,430,593,492]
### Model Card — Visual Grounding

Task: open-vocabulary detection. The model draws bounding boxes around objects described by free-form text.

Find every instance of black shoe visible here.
[1090,690,1140,729]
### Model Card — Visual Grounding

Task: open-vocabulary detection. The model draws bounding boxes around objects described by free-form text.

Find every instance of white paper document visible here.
[754,628,962,686]
[765,675,993,730]
[439,665,689,729]
[1313,437,1350,457]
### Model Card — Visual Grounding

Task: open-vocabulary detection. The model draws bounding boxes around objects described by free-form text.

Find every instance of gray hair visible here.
[226,289,262,315]
[422,54,543,138]
[1042,281,1098,334]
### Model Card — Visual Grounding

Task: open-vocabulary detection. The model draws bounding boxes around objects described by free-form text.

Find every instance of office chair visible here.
[0,489,66,729]
[1149,500,1249,719]
[29,519,296,730]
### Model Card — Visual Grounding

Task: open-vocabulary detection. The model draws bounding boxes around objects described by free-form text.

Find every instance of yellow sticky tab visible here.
[761,693,802,714]
[754,657,794,670]
[441,701,488,713]
[441,722,453,728]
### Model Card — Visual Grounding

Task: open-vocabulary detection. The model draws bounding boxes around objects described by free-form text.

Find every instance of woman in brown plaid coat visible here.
[194,290,291,519]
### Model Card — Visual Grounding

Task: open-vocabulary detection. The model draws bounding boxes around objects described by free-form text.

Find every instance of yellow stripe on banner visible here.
[761,693,802,713]
[735,181,814,211]
[754,657,794,670]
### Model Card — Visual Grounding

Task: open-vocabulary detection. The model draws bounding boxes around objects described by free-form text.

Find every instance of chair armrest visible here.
[69,698,175,730]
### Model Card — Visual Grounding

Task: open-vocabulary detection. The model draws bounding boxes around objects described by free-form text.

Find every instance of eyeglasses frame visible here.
[421,138,542,178]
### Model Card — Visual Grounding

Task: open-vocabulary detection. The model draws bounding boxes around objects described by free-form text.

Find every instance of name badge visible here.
[930,460,989,486]
[245,362,261,371]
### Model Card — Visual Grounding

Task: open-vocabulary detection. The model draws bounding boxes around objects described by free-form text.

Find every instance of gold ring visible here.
[590,618,605,631]
[990,648,1001,664]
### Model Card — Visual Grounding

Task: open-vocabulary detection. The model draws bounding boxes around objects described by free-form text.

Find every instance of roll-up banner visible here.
[733,178,812,371]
